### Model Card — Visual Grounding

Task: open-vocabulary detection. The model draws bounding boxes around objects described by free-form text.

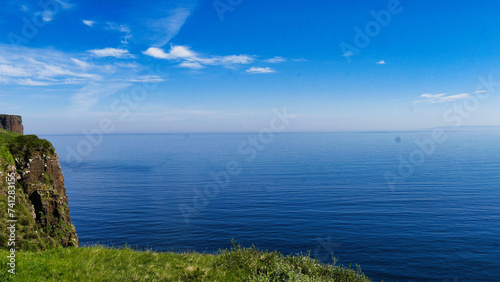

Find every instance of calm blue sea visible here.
[42,131,500,281]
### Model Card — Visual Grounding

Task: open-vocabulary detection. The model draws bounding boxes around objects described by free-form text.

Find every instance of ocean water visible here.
[43,131,500,281]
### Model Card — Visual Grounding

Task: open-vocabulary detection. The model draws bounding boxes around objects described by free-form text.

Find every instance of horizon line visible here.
[33,125,500,136]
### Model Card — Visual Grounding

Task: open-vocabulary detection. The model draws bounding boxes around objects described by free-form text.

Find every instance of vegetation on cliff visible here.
[0,130,78,251]
[0,242,370,281]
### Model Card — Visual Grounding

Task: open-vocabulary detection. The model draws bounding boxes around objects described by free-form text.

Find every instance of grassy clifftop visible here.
[0,242,370,281]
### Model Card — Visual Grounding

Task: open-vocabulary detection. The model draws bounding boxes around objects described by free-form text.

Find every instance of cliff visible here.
[0,115,24,135]
[0,130,78,250]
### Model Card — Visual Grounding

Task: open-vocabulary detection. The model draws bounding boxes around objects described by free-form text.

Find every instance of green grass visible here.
[0,242,370,281]
[0,130,55,165]
[0,129,21,140]
[0,130,20,165]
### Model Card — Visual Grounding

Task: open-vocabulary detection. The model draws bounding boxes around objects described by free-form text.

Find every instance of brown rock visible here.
[0,114,24,134]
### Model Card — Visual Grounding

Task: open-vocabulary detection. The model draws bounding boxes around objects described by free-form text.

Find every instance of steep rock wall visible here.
[0,132,78,250]
[0,115,24,135]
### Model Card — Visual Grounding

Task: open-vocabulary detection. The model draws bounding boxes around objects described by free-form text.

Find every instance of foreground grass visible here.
[0,242,370,281]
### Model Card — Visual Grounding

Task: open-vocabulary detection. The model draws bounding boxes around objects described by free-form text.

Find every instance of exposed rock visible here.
[0,131,78,250]
[0,114,24,135]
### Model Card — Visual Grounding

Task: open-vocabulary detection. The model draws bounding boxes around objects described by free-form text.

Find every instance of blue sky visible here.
[1,0,500,134]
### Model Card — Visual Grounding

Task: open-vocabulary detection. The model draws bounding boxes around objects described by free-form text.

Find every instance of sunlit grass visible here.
[0,241,370,281]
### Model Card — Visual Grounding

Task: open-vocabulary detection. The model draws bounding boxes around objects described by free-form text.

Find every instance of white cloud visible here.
[376,60,387,65]
[28,1,73,23]
[0,44,150,88]
[115,62,141,69]
[147,7,193,47]
[17,79,51,86]
[82,20,95,27]
[43,11,54,22]
[143,47,170,59]
[71,58,92,69]
[0,44,167,115]
[106,22,132,44]
[143,45,254,69]
[220,55,254,64]
[121,75,167,82]
[88,48,134,58]
[420,93,446,99]
[246,67,275,74]
[264,56,286,63]
[157,45,196,59]
[34,11,54,22]
[440,93,469,102]
[55,0,75,10]
[413,93,470,104]
[179,61,204,69]
[342,51,354,57]
[0,61,91,86]
[26,58,98,79]
[143,46,197,60]
[0,64,30,77]
[0,49,102,86]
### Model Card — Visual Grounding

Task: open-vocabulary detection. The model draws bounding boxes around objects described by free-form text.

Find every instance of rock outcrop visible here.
[0,130,78,250]
[0,115,24,135]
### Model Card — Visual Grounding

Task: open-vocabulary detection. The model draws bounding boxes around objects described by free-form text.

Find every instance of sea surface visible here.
[42,131,500,281]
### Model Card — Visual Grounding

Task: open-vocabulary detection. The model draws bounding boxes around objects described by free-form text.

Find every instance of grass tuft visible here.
[0,242,370,281]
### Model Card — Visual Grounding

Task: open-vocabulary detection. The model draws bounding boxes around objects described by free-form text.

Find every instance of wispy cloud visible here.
[119,75,167,83]
[27,58,98,79]
[376,60,387,65]
[0,44,152,88]
[34,10,54,22]
[179,61,204,69]
[55,0,76,10]
[342,51,354,57]
[143,45,254,69]
[0,44,163,114]
[264,56,286,63]
[82,20,95,27]
[0,45,102,85]
[43,11,54,22]
[219,55,253,65]
[71,83,131,113]
[146,7,193,47]
[88,48,134,58]
[71,58,93,69]
[413,93,470,104]
[19,79,52,86]
[30,0,74,23]
[246,67,275,74]
[106,22,132,44]
[0,64,30,77]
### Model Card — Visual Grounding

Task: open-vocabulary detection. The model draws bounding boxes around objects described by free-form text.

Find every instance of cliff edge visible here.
[0,115,24,135]
[0,129,78,250]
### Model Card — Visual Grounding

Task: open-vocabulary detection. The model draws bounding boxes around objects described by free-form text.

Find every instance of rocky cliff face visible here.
[0,115,24,135]
[0,131,78,250]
